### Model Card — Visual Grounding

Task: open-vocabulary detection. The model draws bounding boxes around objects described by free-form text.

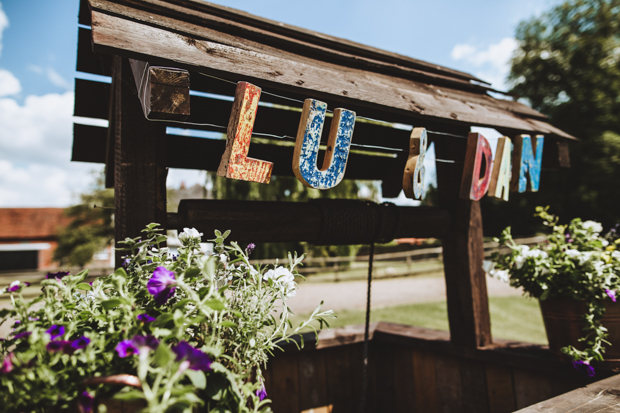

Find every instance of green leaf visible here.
[205,299,225,311]
[114,268,128,278]
[101,299,123,310]
[153,313,174,328]
[112,390,145,401]
[153,343,173,366]
[220,321,237,328]
[76,283,92,291]
[184,267,201,279]
[185,369,206,389]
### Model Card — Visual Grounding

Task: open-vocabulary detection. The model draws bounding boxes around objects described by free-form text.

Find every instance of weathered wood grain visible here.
[128,59,190,120]
[513,369,554,410]
[402,127,427,200]
[412,348,439,412]
[486,364,516,413]
[488,137,511,201]
[511,135,545,193]
[293,99,355,189]
[460,132,493,201]
[172,200,450,244]
[217,82,273,183]
[77,27,112,77]
[88,10,575,139]
[298,351,328,411]
[435,354,464,413]
[268,354,300,413]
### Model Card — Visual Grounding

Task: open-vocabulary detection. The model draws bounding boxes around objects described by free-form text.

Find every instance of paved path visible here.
[288,275,522,315]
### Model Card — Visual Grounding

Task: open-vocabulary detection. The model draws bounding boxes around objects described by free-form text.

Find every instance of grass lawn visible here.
[293,295,548,345]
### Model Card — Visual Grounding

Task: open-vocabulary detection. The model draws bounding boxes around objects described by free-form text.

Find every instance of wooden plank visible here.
[113,57,167,266]
[488,137,511,201]
[79,0,91,26]
[435,354,464,413]
[513,369,554,410]
[88,10,576,140]
[268,354,301,413]
[88,0,486,87]
[370,341,397,412]
[392,345,416,411]
[324,345,357,412]
[77,27,112,76]
[72,123,108,163]
[74,78,109,119]
[402,128,427,200]
[298,351,328,411]
[217,82,273,183]
[460,132,493,201]
[485,364,516,413]
[435,126,492,349]
[515,374,620,412]
[412,349,439,413]
[105,56,120,188]
[293,99,355,189]
[460,359,490,413]
[172,200,450,244]
[128,59,190,120]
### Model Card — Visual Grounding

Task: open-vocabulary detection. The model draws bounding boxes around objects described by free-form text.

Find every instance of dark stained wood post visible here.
[112,56,168,266]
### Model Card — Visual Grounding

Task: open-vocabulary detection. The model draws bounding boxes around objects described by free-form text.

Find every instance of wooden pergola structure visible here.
[72,0,603,411]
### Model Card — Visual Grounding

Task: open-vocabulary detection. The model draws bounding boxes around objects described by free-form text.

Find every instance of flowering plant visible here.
[0,224,333,412]
[488,206,620,373]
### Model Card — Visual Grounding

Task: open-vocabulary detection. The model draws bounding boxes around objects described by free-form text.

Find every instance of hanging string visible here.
[359,242,374,413]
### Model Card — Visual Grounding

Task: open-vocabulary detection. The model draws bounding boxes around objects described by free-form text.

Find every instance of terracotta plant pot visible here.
[539,297,620,368]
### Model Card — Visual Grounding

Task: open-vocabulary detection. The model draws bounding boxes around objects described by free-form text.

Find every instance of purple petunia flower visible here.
[0,353,14,374]
[137,313,156,323]
[256,384,267,401]
[147,267,176,305]
[606,289,617,302]
[13,331,31,340]
[28,317,39,322]
[7,281,30,293]
[47,340,70,353]
[46,325,65,339]
[46,271,69,280]
[123,258,131,267]
[71,336,91,350]
[246,243,256,255]
[132,335,159,350]
[172,341,212,372]
[115,339,139,358]
[79,391,94,413]
[572,360,596,377]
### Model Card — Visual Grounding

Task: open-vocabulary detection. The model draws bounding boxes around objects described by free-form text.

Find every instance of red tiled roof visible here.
[0,208,71,240]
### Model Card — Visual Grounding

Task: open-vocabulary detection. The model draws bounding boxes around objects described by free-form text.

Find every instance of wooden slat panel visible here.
[89,10,575,140]
[513,369,554,410]
[72,123,107,163]
[298,351,328,411]
[486,364,516,413]
[460,359,490,413]
[77,27,112,76]
[74,78,109,119]
[412,349,439,412]
[392,345,416,412]
[79,0,91,26]
[268,354,301,413]
[435,354,464,413]
[371,341,397,412]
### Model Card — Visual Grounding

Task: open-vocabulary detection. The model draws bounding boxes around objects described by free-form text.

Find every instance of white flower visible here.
[263,266,297,298]
[515,255,526,269]
[577,251,594,265]
[592,260,607,275]
[219,254,228,266]
[490,269,510,283]
[482,260,495,274]
[524,249,548,259]
[602,240,609,247]
[566,249,581,258]
[583,221,603,234]
[178,227,203,244]
[612,251,620,260]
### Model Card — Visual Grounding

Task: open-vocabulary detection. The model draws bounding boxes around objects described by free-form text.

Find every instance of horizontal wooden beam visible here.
[72,123,108,163]
[74,78,109,119]
[88,9,575,140]
[128,59,191,121]
[77,27,111,77]
[170,200,450,244]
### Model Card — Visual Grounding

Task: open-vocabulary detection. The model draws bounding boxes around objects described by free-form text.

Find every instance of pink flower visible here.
[606,289,617,302]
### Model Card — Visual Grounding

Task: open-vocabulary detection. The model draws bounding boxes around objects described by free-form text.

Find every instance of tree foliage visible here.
[483,0,620,234]
[53,174,114,267]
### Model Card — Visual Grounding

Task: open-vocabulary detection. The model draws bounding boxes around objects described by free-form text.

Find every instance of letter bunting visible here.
[511,134,544,192]
[460,132,493,200]
[402,128,427,200]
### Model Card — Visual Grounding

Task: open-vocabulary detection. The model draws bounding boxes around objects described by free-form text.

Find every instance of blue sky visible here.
[0,0,564,206]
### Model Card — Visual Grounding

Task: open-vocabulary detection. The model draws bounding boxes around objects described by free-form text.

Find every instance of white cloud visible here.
[451,37,518,90]
[0,3,8,58]
[46,67,72,90]
[0,68,20,96]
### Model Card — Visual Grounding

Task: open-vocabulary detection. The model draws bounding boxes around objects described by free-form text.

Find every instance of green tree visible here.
[483,0,620,234]
[53,174,115,267]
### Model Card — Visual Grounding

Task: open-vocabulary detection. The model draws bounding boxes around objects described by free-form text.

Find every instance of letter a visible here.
[217,82,273,184]
[488,137,512,201]
[460,132,493,200]
[510,135,544,192]
[293,99,355,189]
[402,128,427,200]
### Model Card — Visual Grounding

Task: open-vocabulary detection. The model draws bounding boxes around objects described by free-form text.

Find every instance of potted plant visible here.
[487,206,620,377]
[0,224,333,412]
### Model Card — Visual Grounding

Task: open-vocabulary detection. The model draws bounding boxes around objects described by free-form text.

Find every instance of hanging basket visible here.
[539,297,620,369]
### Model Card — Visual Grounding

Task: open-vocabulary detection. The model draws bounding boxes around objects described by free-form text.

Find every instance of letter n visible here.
[510,135,544,192]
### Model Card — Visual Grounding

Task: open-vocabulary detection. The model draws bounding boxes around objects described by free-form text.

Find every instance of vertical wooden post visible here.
[112,57,168,266]
[434,127,492,348]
